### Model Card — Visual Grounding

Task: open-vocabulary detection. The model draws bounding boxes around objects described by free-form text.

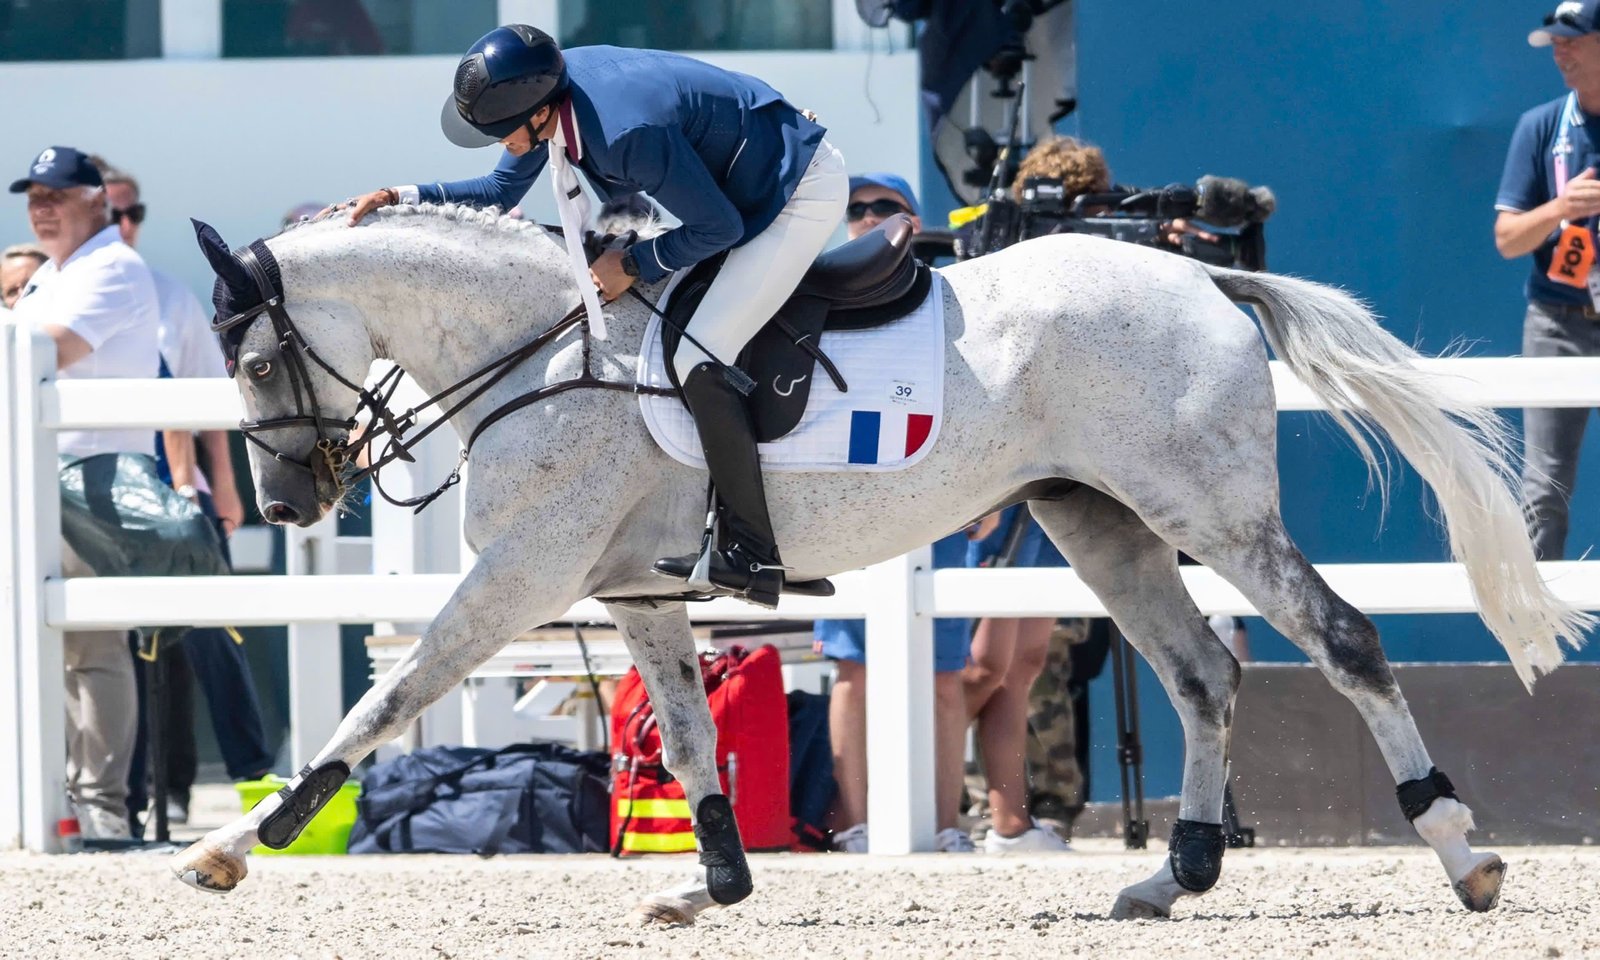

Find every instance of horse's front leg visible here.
[171,542,580,892]
[606,599,752,926]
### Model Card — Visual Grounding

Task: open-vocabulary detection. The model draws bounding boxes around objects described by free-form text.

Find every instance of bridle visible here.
[211,240,673,513]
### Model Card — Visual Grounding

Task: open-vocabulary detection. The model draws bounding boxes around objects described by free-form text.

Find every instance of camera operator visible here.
[956,135,1272,271]
[1013,136,1219,249]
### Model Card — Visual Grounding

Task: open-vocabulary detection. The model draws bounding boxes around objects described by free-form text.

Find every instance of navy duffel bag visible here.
[347,742,611,855]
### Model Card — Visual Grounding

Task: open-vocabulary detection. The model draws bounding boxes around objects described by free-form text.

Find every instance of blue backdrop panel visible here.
[1058,2,1600,802]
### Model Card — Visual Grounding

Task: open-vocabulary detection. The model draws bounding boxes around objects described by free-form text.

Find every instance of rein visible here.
[212,246,674,514]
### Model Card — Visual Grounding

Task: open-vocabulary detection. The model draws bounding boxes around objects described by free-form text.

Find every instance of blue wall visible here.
[917,3,1600,801]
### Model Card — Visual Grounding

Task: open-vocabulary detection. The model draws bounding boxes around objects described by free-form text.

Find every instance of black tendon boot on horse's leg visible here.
[654,362,832,607]
[256,761,352,849]
[693,794,753,905]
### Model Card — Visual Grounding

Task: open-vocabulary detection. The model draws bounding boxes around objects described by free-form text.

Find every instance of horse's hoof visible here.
[632,896,698,926]
[1453,854,1505,912]
[1111,894,1170,920]
[171,842,247,894]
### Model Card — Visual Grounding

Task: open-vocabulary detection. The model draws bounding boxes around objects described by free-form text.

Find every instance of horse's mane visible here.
[276,201,666,242]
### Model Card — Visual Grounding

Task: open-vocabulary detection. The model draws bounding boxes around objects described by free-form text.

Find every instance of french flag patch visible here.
[848,411,935,465]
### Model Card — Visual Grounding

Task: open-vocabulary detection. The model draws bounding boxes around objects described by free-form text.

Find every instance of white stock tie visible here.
[548,118,607,340]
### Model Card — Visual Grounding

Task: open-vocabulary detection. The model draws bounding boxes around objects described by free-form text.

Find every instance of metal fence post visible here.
[14,330,66,852]
[864,545,936,854]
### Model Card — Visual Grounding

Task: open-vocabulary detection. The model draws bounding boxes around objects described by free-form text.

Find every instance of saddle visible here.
[660,214,933,442]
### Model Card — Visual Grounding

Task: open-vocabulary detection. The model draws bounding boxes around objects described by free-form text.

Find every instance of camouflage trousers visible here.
[1026,618,1088,817]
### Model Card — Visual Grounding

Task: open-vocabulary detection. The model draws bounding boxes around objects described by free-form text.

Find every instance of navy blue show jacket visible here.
[416,45,827,284]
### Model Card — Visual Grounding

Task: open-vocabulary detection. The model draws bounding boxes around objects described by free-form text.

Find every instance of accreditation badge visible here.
[1548,222,1594,288]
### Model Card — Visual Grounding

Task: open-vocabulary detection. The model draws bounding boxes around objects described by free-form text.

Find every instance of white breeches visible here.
[671,138,849,383]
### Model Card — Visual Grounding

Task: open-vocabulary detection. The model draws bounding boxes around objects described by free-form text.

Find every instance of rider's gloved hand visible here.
[328,188,400,227]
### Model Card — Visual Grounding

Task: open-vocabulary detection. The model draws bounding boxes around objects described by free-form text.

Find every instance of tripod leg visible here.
[147,631,170,844]
[1120,631,1148,849]
[1222,782,1255,848]
[1110,627,1135,848]
[1110,628,1150,849]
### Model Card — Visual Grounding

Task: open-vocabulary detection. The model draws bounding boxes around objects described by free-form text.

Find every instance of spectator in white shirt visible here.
[9,145,161,839]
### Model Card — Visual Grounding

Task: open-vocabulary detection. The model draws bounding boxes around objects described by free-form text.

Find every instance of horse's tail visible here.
[1205,264,1591,689]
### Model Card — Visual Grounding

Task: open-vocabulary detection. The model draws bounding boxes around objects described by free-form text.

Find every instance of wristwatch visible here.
[175,484,198,500]
[620,248,641,278]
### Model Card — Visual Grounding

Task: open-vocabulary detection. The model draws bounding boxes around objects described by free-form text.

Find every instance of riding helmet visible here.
[440,24,568,148]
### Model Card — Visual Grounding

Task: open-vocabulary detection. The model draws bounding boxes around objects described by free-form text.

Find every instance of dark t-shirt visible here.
[1496,93,1600,306]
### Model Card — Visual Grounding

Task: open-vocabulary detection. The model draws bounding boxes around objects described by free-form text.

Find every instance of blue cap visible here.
[1531,0,1600,46]
[848,172,920,217]
[9,146,103,194]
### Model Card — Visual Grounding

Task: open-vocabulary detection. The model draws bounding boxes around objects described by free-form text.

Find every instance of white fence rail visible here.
[6,325,1600,854]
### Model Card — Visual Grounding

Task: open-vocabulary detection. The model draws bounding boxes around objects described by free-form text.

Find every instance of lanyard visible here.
[1555,92,1581,195]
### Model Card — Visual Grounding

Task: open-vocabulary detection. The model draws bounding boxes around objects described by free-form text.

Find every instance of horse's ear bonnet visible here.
[192,218,284,374]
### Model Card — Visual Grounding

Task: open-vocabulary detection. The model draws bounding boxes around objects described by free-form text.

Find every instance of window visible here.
[222,0,496,58]
[0,0,161,61]
[559,0,833,52]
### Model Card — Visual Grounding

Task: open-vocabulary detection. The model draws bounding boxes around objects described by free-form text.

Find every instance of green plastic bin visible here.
[236,776,361,855]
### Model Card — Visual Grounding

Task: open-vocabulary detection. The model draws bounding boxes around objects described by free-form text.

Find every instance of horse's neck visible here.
[292,226,653,436]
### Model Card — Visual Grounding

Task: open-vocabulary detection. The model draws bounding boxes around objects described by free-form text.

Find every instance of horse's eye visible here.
[251,360,272,378]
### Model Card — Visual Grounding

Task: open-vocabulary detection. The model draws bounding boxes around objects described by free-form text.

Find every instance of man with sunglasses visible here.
[8,145,161,840]
[94,159,248,541]
[1495,0,1600,559]
[341,25,848,607]
[844,172,923,239]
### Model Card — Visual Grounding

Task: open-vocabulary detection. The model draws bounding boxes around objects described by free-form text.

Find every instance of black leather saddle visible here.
[660,214,933,442]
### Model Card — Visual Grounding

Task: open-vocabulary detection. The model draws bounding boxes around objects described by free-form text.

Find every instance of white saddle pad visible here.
[637,273,945,472]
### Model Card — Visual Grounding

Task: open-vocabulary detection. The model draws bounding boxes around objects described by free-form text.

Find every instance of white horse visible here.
[173,203,1587,922]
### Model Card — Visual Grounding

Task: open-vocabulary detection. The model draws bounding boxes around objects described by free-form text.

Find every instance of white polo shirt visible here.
[154,266,226,495]
[13,225,161,458]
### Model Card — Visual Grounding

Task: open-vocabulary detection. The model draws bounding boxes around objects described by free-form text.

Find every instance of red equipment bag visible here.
[610,644,790,855]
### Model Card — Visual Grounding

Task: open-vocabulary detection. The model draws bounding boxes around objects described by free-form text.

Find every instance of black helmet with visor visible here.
[440,24,568,148]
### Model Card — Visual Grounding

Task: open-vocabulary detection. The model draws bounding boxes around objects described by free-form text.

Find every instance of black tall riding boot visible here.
[653,362,795,608]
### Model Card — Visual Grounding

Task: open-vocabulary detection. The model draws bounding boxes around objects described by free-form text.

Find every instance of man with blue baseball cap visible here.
[1529,0,1600,46]
[844,172,923,240]
[10,144,161,840]
[7,144,103,195]
[1496,1,1600,559]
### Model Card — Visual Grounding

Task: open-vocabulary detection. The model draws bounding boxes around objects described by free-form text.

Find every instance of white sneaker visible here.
[983,820,1073,854]
[936,827,976,853]
[77,805,132,841]
[165,797,190,825]
[832,822,869,853]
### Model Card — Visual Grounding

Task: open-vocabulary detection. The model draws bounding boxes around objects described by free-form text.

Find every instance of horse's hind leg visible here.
[170,541,581,893]
[1029,488,1241,920]
[1147,503,1504,912]
[605,599,751,926]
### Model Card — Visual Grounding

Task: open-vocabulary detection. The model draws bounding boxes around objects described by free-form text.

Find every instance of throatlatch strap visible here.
[1396,767,1457,822]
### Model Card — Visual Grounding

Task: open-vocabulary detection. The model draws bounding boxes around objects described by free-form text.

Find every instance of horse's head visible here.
[193,218,375,526]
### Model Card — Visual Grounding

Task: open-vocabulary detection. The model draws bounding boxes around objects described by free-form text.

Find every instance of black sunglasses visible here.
[112,203,146,226]
[1545,10,1589,29]
[846,198,910,221]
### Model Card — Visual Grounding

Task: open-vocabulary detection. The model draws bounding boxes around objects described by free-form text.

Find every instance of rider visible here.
[345,25,847,607]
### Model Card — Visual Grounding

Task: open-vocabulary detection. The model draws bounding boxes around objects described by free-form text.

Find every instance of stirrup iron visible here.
[686,505,718,593]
